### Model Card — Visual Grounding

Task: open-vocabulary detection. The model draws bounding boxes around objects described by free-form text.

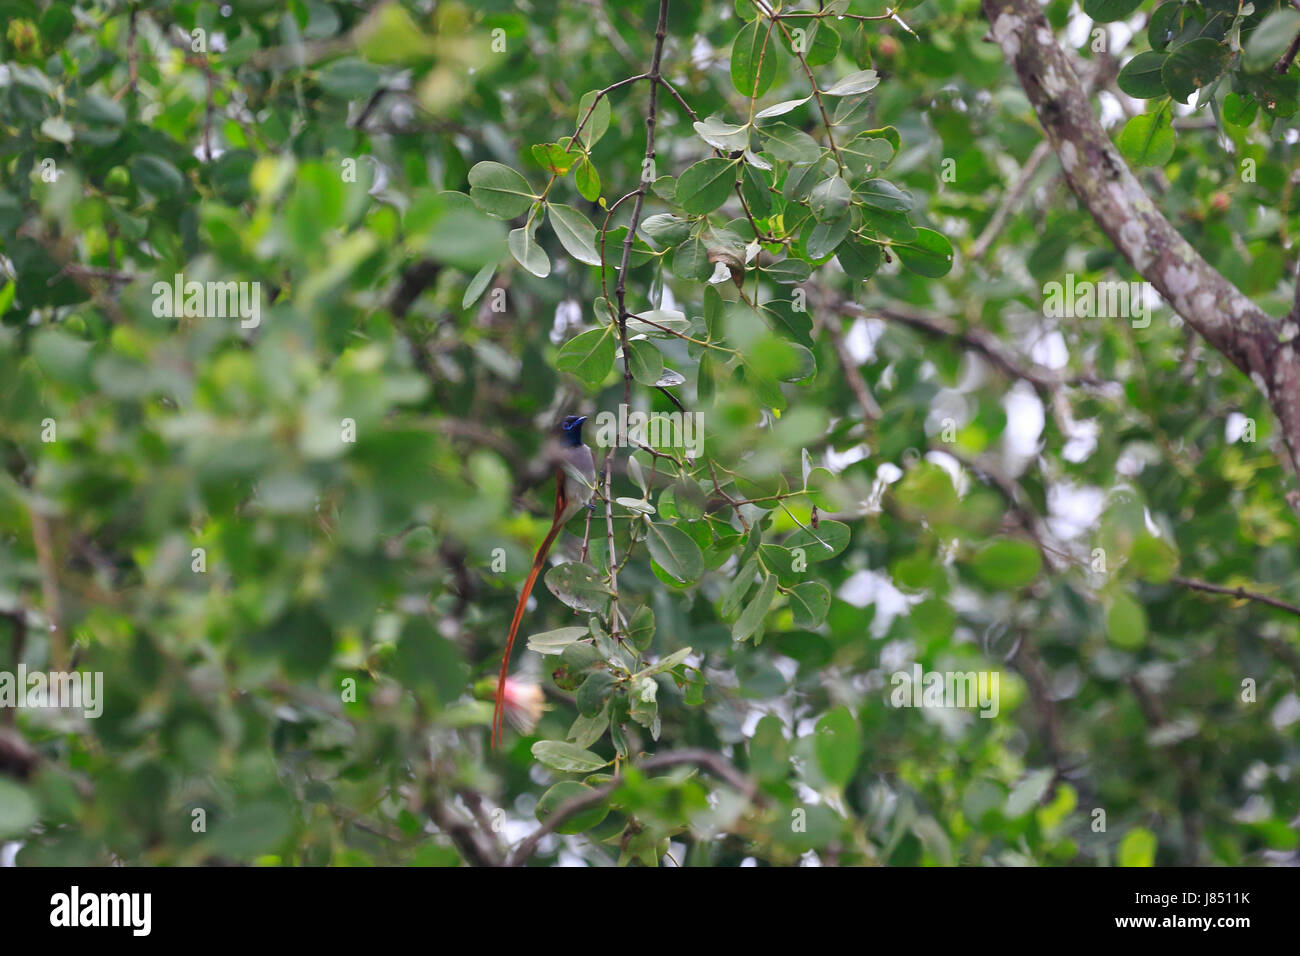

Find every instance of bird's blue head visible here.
[558,414,588,447]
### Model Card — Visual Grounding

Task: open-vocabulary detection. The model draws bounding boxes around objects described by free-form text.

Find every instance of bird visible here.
[493,414,597,749]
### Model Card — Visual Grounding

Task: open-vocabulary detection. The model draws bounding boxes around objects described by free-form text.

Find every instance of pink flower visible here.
[501,677,545,733]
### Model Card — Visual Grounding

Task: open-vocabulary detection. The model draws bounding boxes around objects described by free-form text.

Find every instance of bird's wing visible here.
[560,444,597,493]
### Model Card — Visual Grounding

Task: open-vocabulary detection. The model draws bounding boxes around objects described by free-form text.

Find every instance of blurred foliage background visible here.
[0,0,1298,866]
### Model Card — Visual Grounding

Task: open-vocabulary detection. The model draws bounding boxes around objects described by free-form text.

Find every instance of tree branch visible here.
[982,0,1300,518]
[1171,575,1300,619]
[614,0,670,414]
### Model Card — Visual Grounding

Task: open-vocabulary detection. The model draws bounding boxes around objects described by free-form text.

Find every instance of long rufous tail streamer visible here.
[493,468,568,749]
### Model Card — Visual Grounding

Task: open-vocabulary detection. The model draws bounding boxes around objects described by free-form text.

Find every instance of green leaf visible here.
[626,339,664,386]
[555,326,615,390]
[840,133,893,181]
[1129,533,1178,584]
[575,158,601,201]
[1244,9,1300,73]
[733,572,777,642]
[732,19,779,98]
[761,124,821,164]
[576,670,617,716]
[762,257,812,283]
[76,93,125,127]
[970,537,1042,589]
[318,57,382,98]
[508,222,551,277]
[784,520,851,561]
[1116,51,1168,99]
[754,96,810,120]
[633,647,692,679]
[823,69,879,96]
[693,116,750,151]
[536,781,609,833]
[789,581,831,627]
[836,237,883,280]
[1162,38,1229,103]
[895,227,954,277]
[627,605,655,651]
[531,740,610,773]
[532,140,584,176]
[672,236,712,280]
[1005,768,1054,818]
[1148,2,1182,51]
[468,161,537,219]
[545,561,613,612]
[130,154,184,198]
[1223,92,1258,127]
[1106,591,1148,649]
[676,158,739,215]
[526,626,589,656]
[749,714,790,782]
[462,263,495,309]
[814,706,861,786]
[547,203,602,265]
[645,521,705,583]
[806,217,850,258]
[1083,0,1142,22]
[856,178,911,212]
[810,175,851,222]
[576,90,611,149]
[639,213,692,247]
[40,116,74,143]
[721,556,759,618]
[1118,110,1174,167]
[1118,826,1157,867]
[568,709,610,749]
[355,3,435,64]
[0,779,37,839]
[627,308,689,337]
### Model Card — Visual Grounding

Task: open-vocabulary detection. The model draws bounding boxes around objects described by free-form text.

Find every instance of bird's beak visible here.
[575,416,587,427]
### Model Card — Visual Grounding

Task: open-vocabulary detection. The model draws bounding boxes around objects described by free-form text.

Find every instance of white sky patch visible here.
[925,389,972,436]
[1271,693,1300,730]
[659,284,679,313]
[1002,382,1045,460]
[690,35,714,69]
[550,299,582,343]
[1116,447,1148,478]
[1029,329,1069,369]
[838,569,912,636]
[1096,90,1127,129]
[1062,417,1099,463]
[1048,482,1104,540]
[845,317,880,363]
[824,443,868,473]
[1226,411,1251,443]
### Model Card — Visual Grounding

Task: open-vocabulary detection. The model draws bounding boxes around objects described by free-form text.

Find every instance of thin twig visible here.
[1171,575,1300,619]
[603,454,619,635]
